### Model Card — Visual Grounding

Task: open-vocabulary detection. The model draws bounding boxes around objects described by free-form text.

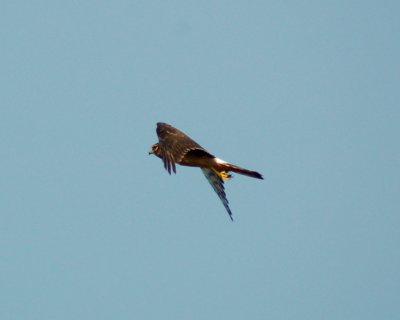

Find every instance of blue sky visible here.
[1,1,399,319]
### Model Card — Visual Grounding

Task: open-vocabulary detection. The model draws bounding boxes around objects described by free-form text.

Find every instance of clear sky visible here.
[1,1,399,319]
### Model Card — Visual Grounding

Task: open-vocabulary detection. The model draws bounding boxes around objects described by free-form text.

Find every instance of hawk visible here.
[149,122,263,221]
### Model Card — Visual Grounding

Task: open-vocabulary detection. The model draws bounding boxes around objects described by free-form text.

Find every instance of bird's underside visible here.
[149,122,263,220]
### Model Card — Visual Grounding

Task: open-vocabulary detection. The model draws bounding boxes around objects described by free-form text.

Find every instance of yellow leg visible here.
[214,170,232,180]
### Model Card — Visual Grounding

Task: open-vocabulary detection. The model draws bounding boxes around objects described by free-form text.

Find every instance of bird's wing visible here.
[156,122,211,174]
[201,168,233,221]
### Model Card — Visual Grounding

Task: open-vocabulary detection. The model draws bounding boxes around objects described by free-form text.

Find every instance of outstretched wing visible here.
[201,168,233,221]
[156,122,211,174]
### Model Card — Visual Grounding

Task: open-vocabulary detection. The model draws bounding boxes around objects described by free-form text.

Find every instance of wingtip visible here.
[254,171,264,179]
[252,171,264,179]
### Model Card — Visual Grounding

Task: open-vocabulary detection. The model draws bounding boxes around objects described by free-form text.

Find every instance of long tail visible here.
[223,163,263,179]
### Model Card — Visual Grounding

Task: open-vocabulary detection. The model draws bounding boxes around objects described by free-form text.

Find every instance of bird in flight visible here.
[149,122,263,221]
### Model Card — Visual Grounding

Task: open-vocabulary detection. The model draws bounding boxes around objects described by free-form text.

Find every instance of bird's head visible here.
[149,143,161,158]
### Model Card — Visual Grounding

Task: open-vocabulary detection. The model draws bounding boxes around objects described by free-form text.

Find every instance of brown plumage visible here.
[149,122,263,220]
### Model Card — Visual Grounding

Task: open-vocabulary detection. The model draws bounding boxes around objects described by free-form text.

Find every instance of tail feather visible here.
[224,163,263,179]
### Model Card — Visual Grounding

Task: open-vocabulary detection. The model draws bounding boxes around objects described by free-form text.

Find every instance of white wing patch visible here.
[215,157,228,164]
[201,168,233,221]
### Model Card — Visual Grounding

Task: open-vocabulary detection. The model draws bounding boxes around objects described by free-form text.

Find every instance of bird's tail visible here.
[223,163,263,180]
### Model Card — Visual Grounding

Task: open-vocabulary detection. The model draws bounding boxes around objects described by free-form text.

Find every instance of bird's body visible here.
[149,122,263,220]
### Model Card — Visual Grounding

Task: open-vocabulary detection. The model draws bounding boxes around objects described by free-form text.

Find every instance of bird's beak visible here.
[148,147,153,155]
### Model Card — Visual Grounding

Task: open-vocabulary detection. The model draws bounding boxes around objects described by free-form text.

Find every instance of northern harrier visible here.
[149,122,263,221]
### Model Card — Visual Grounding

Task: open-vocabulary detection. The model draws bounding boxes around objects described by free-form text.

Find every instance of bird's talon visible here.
[219,171,232,180]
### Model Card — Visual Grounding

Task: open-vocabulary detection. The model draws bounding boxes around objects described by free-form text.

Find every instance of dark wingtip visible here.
[252,171,264,180]
[227,207,234,221]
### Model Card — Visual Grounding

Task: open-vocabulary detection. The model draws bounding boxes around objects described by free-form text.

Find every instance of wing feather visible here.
[201,168,233,221]
[156,122,211,174]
